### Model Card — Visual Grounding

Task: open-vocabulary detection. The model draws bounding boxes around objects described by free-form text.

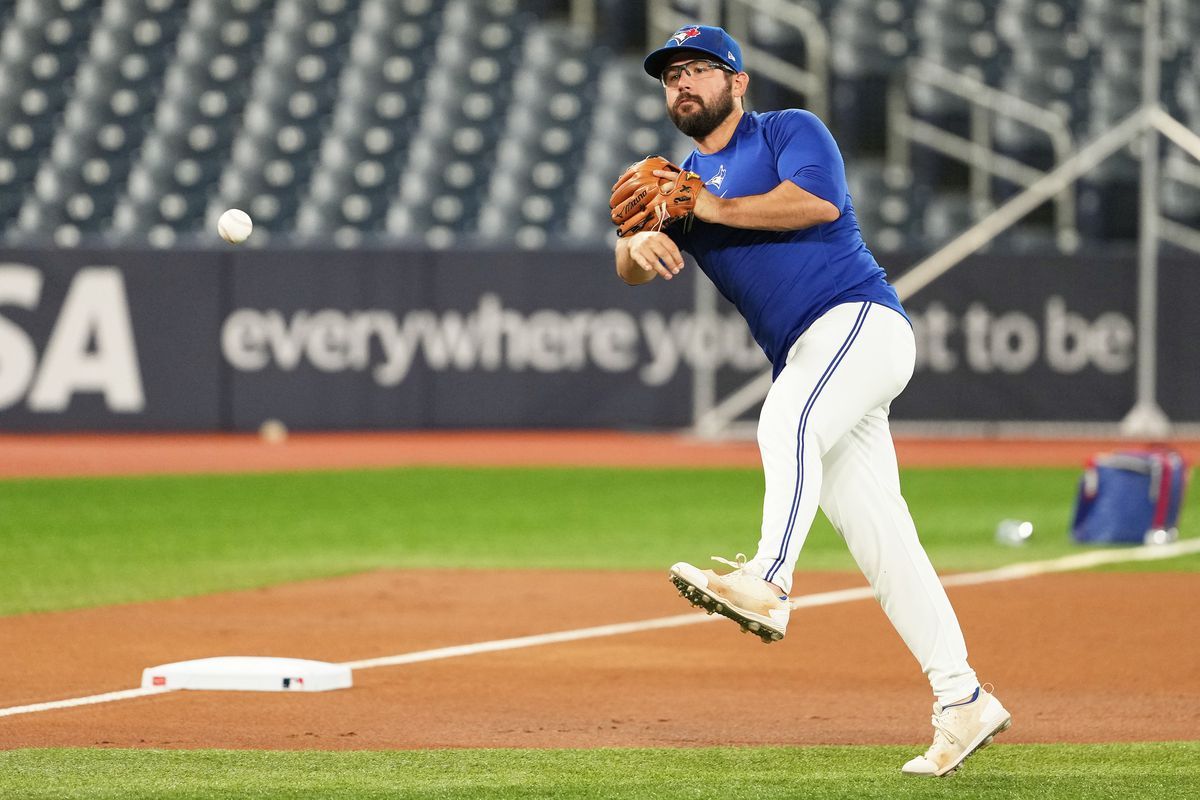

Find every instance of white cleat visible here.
[668,554,789,644]
[901,686,1012,777]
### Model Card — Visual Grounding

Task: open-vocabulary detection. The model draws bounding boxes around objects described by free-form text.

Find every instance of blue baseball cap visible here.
[643,25,744,80]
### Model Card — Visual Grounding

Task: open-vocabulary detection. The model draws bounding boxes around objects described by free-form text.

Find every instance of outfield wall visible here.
[0,248,1195,431]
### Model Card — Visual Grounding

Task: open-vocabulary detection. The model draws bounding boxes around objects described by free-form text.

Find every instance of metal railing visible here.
[887,58,1078,251]
[1160,140,1200,254]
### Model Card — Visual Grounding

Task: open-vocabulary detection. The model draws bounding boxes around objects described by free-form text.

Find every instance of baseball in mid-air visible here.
[217,208,253,244]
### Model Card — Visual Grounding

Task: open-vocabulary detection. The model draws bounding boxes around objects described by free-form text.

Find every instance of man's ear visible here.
[733,71,749,100]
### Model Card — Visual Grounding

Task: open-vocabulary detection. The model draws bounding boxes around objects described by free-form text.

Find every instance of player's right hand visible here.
[628,231,684,281]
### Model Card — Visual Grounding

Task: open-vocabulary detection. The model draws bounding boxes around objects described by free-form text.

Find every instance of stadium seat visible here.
[1,0,104,237]
[14,4,188,243]
[909,0,1007,122]
[846,158,920,253]
[476,23,604,247]
[207,0,363,244]
[113,0,274,245]
[381,0,533,247]
[294,0,443,242]
[996,0,1088,131]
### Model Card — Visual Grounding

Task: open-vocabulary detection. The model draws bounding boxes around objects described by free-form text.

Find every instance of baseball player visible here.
[610,26,1011,777]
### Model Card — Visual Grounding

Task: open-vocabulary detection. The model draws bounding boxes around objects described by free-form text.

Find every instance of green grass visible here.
[3,471,1197,797]
[2,466,1197,616]
[2,743,1197,799]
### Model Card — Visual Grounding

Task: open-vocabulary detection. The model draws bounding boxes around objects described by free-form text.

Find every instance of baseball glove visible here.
[609,156,704,238]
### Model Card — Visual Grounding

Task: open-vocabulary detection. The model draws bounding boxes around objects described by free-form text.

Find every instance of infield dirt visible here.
[1,568,1197,749]
[1,432,1197,750]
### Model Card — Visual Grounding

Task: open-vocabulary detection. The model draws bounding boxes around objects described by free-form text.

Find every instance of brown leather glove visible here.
[609,156,704,238]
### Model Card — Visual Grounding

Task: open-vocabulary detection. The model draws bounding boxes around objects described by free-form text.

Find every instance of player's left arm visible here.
[666,109,846,233]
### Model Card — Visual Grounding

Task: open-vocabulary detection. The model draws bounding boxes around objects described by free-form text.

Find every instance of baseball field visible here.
[2,432,1198,799]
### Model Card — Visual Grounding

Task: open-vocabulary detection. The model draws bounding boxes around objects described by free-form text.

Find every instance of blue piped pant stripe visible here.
[764,302,872,585]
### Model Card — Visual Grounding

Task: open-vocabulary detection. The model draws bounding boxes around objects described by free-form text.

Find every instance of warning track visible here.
[3,431,1199,478]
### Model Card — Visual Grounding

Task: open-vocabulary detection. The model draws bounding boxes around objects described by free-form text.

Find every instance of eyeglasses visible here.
[660,59,734,88]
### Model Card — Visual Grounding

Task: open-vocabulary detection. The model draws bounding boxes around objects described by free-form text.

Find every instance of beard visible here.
[668,85,735,139]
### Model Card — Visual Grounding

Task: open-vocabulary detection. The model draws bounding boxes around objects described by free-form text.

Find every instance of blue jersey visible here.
[667,110,907,378]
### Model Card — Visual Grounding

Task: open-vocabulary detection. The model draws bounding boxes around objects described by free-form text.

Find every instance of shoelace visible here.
[711,553,748,572]
[928,714,961,752]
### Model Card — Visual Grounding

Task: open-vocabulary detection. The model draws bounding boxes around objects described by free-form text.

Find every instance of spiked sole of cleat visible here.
[668,574,783,645]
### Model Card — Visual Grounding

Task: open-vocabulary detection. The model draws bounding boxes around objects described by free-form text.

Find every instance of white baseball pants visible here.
[741,301,979,704]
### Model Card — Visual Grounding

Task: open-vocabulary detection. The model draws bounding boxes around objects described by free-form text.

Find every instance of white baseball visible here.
[217,208,253,244]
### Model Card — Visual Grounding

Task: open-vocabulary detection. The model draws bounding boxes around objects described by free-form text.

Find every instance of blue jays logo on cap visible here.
[644,25,743,79]
[669,26,702,47]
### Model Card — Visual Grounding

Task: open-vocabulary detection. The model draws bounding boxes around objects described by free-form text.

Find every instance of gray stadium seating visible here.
[295,0,442,247]
[477,22,605,248]
[115,0,276,247]
[1,0,105,241]
[0,0,1194,252]
[207,0,364,247]
[382,0,530,248]
[27,0,186,247]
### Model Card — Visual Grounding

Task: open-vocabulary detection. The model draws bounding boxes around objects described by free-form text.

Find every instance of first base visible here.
[141,657,352,692]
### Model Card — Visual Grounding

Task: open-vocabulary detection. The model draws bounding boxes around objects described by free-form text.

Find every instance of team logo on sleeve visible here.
[669,27,701,46]
[705,164,727,190]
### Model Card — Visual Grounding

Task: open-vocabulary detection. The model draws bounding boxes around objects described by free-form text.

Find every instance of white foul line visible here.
[338,613,708,671]
[2,538,1198,720]
[0,687,170,718]
[937,537,1200,587]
